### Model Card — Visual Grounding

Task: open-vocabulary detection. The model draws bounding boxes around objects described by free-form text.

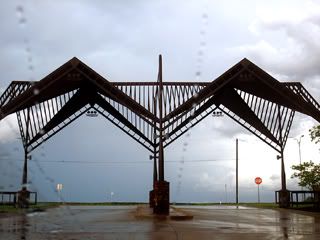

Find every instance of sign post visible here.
[56,183,63,203]
[255,177,262,203]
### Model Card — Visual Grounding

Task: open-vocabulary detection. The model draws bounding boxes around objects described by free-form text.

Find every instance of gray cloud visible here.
[0,0,319,203]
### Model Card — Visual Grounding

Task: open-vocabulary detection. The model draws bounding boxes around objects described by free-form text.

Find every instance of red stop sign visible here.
[255,177,262,185]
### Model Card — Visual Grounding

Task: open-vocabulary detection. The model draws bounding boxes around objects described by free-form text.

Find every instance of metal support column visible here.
[18,108,31,208]
[158,54,164,182]
[153,54,170,215]
[277,106,290,208]
[149,116,158,208]
[236,138,239,205]
[22,149,28,189]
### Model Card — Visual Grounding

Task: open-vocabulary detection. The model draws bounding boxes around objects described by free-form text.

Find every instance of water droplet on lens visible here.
[19,17,27,25]
[33,88,39,95]
[16,6,24,14]
[202,13,208,19]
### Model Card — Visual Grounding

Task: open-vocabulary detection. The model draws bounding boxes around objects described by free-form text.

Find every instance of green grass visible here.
[2,202,318,213]
[0,205,19,213]
[64,202,146,206]
[0,202,60,214]
[238,202,279,209]
[171,202,279,208]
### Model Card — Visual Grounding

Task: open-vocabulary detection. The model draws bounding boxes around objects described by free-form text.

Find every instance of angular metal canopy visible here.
[0,56,319,210]
[2,57,318,154]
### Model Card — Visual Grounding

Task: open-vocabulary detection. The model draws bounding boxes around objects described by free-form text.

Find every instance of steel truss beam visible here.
[0,57,318,158]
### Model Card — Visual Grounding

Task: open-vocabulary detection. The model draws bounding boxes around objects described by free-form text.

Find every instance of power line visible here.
[0,158,235,164]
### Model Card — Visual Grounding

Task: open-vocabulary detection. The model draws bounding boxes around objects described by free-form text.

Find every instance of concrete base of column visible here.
[149,190,155,208]
[279,189,290,208]
[153,181,169,215]
[17,188,30,208]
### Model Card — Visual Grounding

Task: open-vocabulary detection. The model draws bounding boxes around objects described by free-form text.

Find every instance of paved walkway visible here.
[0,205,320,239]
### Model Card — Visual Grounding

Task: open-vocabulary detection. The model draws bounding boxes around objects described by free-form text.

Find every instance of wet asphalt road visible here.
[0,205,320,239]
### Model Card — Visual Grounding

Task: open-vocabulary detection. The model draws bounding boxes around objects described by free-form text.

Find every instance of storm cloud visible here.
[0,0,319,203]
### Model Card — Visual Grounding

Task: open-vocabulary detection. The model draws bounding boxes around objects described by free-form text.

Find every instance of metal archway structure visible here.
[1,55,319,213]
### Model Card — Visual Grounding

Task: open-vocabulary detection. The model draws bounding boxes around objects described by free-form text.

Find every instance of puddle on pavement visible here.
[0,206,319,239]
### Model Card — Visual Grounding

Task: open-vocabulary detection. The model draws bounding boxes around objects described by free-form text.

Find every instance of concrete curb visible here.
[134,205,193,221]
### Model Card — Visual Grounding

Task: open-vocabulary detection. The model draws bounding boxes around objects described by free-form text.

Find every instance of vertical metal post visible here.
[277,105,290,207]
[277,106,286,191]
[158,54,164,181]
[258,184,260,203]
[153,96,158,185]
[153,128,158,184]
[22,107,30,190]
[22,150,28,189]
[225,184,227,203]
[17,108,31,208]
[153,151,158,184]
[280,149,286,190]
[236,138,239,205]
[153,55,170,215]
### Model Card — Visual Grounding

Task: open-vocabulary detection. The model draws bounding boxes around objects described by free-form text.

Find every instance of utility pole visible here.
[225,184,227,203]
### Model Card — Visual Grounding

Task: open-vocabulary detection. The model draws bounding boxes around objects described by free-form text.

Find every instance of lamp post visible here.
[110,192,114,202]
[294,135,304,166]
[294,135,304,191]
[56,183,63,204]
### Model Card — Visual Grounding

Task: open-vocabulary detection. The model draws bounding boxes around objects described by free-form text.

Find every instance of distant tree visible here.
[309,125,320,144]
[291,124,320,190]
[291,161,320,190]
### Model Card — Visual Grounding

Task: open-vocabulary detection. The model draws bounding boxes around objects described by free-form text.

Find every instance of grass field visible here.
[1,202,319,213]
[0,202,60,213]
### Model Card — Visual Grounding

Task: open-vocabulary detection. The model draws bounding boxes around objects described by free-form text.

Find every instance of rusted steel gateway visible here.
[0,56,319,214]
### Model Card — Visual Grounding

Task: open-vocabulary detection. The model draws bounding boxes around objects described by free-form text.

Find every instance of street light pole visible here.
[294,135,304,191]
[294,135,304,166]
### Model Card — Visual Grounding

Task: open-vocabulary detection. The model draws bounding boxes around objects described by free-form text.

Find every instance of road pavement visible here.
[0,205,319,239]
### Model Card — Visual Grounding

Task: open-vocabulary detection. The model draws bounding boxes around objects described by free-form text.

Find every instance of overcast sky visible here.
[0,0,319,203]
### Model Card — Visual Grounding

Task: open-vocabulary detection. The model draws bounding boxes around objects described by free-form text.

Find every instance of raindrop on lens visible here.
[16,6,24,14]
[19,17,27,25]
[33,88,39,95]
